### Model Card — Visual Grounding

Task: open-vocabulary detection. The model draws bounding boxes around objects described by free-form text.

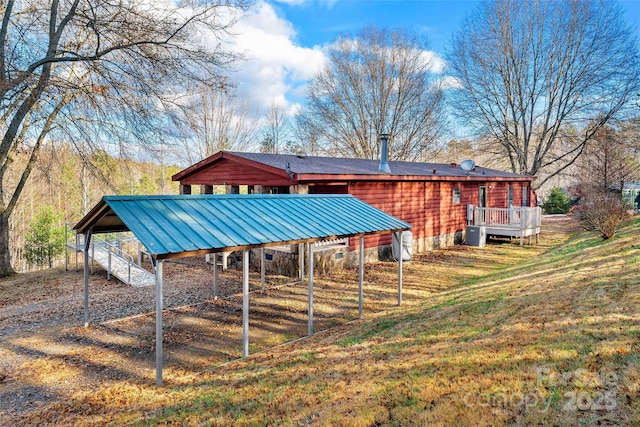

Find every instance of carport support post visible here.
[299,243,305,282]
[398,232,403,306]
[358,235,364,319]
[242,250,249,357]
[260,248,265,289]
[308,243,314,336]
[83,231,92,327]
[212,253,218,299]
[155,259,164,386]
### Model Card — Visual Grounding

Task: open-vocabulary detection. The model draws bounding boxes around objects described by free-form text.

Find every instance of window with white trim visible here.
[453,187,461,204]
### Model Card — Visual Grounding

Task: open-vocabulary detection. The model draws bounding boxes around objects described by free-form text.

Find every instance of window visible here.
[453,187,461,204]
[522,186,529,206]
[507,185,514,207]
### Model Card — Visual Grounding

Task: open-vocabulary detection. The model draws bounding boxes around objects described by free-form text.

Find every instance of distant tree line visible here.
[1,0,640,275]
[8,143,180,272]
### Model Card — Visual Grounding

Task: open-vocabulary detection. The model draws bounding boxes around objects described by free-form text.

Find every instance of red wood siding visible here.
[499,183,535,207]
[348,181,456,250]
[174,155,537,250]
[181,158,292,186]
[486,182,533,207]
[348,180,510,250]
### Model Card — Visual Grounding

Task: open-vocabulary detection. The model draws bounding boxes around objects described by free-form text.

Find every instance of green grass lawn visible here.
[15,217,640,426]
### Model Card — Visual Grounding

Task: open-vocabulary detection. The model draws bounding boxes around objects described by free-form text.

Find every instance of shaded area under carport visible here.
[74,194,411,385]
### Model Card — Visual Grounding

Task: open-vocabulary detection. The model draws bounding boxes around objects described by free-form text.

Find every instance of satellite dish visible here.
[460,159,476,172]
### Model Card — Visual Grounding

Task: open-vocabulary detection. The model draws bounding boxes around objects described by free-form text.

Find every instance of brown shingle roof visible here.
[172,151,533,183]
[229,152,525,179]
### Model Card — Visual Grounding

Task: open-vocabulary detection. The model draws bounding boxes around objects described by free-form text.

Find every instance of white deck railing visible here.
[468,205,542,230]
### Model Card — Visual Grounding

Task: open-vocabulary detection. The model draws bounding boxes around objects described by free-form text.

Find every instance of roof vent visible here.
[378,133,391,174]
[285,162,294,180]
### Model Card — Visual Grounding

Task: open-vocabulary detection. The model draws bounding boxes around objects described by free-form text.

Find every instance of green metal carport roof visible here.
[75,194,412,386]
[74,194,411,258]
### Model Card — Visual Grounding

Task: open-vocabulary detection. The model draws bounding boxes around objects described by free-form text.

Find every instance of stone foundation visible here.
[250,245,350,276]
[412,230,464,252]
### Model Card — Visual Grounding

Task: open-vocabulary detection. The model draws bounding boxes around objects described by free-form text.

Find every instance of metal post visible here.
[308,243,314,336]
[358,235,364,319]
[65,224,69,272]
[107,246,111,280]
[83,232,91,327]
[299,243,305,282]
[75,234,79,271]
[398,232,403,306]
[242,250,249,357]
[91,240,94,275]
[260,247,265,289]
[155,259,164,386]
[213,253,218,299]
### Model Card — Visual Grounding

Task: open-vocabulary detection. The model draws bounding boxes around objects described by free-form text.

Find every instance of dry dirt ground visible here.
[0,221,571,425]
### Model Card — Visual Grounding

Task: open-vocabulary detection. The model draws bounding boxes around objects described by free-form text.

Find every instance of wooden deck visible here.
[468,206,542,245]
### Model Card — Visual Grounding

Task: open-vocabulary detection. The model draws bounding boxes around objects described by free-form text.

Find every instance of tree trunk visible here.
[0,211,15,277]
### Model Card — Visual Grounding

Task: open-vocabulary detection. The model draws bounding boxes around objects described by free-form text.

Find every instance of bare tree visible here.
[290,111,321,156]
[0,0,248,277]
[299,25,445,161]
[181,81,259,164]
[260,101,290,154]
[576,124,639,193]
[448,0,640,188]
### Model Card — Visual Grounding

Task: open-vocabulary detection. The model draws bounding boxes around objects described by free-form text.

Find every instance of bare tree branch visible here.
[299,25,445,161]
[448,0,640,187]
[0,0,249,276]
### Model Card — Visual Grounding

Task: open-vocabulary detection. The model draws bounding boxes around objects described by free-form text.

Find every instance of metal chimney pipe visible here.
[378,133,391,173]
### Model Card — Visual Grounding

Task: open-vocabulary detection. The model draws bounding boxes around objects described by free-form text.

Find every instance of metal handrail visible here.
[116,235,151,267]
[92,235,136,284]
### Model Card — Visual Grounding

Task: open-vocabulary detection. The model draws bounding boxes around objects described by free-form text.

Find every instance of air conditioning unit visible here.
[466,225,486,247]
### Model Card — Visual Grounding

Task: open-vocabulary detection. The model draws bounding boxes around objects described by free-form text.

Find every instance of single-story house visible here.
[622,182,640,211]
[172,150,537,267]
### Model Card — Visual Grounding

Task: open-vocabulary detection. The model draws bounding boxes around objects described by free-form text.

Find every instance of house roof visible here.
[74,194,411,260]
[172,151,532,184]
[623,182,640,191]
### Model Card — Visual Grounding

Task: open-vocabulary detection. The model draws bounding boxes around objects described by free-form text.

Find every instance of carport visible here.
[74,194,411,385]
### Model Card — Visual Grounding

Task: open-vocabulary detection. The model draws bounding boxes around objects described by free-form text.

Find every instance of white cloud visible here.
[441,75,463,90]
[202,0,449,124]
[228,1,327,117]
[419,50,446,74]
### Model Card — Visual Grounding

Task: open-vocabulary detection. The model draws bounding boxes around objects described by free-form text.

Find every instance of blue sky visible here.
[225,0,640,136]
[274,0,480,53]
[278,0,640,48]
